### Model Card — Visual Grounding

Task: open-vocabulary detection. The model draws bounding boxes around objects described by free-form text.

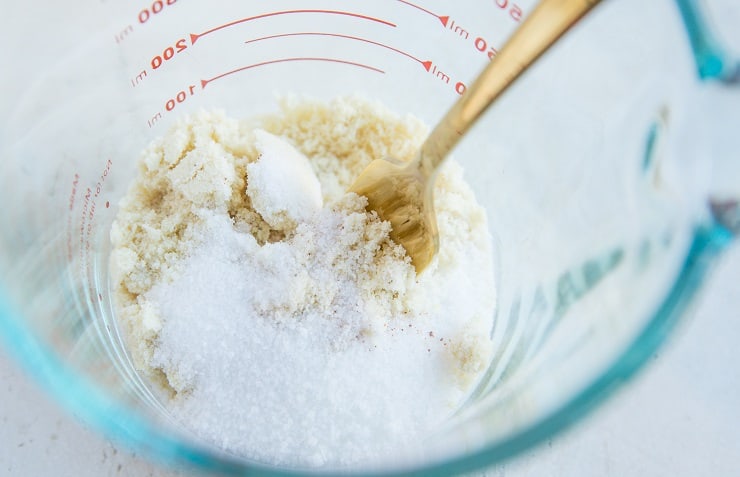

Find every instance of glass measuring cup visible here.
[0,0,738,474]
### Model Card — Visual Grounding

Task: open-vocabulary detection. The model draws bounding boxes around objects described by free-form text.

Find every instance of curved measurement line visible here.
[200,57,385,88]
[244,32,424,67]
[396,0,436,17]
[191,10,396,44]
[396,0,449,26]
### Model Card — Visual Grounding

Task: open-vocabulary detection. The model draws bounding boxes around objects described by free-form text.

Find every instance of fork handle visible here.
[419,0,603,177]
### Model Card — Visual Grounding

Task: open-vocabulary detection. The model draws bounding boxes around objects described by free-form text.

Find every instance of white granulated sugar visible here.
[247,129,323,229]
[111,96,496,468]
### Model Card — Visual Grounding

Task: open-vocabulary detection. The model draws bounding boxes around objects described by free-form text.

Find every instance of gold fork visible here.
[349,0,603,273]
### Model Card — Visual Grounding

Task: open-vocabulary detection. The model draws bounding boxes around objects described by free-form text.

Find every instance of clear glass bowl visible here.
[0,0,738,475]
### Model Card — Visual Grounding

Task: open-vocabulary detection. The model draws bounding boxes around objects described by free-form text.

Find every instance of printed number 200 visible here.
[151,39,187,69]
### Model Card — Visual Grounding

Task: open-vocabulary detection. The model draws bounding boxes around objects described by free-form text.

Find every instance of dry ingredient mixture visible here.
[110,96,496,467]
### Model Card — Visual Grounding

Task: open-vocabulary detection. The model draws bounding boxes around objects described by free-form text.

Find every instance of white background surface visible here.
[1,242,739,476]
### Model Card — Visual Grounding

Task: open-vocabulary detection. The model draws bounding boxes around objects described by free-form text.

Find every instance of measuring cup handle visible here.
[675,0,740,234]
[419,0,604,177]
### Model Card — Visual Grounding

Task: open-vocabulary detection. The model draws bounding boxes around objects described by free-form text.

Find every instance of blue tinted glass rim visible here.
[675,0,740,81]
[1,224,731,477]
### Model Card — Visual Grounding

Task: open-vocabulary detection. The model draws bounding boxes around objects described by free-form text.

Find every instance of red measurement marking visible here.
[245,32,426,69]
[191,10,396,44]
[201,58,384,89]
[396,0,449,26]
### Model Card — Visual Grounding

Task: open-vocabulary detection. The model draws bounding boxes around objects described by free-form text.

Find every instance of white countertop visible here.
[1,242,739,476]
